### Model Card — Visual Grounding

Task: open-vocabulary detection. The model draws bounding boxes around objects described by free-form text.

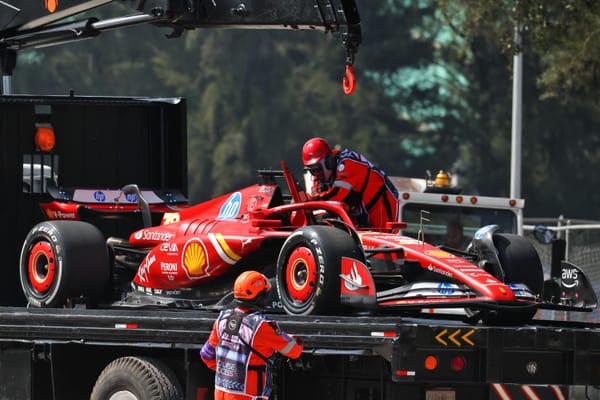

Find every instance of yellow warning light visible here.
[433,171,450,187]
[35,127,56,152]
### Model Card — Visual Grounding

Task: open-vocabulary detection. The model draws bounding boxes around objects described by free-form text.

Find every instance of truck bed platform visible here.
[1,307,599,386]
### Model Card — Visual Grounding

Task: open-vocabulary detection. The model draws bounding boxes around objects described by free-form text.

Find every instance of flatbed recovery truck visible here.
[2,307,600,400]
[2,2,600,400]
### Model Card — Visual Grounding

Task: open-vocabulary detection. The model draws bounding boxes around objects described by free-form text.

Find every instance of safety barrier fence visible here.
[524,217,600,323]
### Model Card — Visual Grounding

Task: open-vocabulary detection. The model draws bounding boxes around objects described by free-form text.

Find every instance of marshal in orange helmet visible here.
[201,270,303,400]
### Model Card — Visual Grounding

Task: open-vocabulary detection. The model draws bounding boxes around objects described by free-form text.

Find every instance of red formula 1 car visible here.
[20,162,597,324]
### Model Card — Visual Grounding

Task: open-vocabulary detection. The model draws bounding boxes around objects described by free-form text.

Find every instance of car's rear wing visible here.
[40,185,187,223]
[47,185,187,206]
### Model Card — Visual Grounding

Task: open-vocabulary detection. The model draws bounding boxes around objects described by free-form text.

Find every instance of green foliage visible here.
[437,0,600,106]
[436,0,600,217]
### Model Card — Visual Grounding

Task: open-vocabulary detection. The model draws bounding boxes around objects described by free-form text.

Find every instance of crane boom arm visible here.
[0,0,361,92]
[0,0,360,54]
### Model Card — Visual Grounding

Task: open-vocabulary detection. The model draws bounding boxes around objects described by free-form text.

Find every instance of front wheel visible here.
[90,356,183,400]
[276,226,364,315]
[477,233,544,325]
[494,233,544,295]
[19,221,109,307]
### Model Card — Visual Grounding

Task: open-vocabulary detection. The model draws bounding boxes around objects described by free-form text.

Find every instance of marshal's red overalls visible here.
[200,307,303,400]
[310,149,399,229]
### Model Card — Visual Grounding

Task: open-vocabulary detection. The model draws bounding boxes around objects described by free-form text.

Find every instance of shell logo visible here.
[45,0,58,13]
[182,239,208,278]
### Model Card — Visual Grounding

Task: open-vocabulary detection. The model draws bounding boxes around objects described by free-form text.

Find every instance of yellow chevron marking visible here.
[448,329,462,346]
[435,329,448,346]
[216,233,241,262]
[462,329,475,346]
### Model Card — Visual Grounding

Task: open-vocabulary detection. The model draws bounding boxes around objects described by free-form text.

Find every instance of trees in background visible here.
[437,0,600,107]
[436,0,600,217]
[10,0,600,219]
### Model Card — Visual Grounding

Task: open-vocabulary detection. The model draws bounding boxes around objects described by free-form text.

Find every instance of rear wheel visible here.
[276,226,363,315]
[19,221,109,307]
[90,356,182,400]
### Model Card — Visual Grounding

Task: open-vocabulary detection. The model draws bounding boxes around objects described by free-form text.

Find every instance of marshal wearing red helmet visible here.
[302,137,399,229]
[200,271,304,400]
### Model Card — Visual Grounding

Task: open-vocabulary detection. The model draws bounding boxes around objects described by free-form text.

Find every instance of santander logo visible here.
[45,0,58,13]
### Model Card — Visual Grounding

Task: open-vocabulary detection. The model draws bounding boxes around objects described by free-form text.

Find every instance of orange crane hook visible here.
[343,64,356,95]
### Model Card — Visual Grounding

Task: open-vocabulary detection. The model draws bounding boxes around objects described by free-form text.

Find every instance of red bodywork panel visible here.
[359,233,515,303]
[130,184,279,288]
[128,183,353,289]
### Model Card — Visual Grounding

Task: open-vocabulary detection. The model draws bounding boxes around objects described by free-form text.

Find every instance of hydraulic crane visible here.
[0,0,361,94]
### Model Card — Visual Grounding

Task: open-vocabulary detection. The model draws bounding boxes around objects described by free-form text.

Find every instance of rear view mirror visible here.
[533,224,555,244]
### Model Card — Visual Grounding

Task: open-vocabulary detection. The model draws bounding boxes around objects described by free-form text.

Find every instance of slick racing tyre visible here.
[494,233,544,296]
[20,221,109,307]
[90,356,183,400]
[276,225,364,315]
[480,233,544,325]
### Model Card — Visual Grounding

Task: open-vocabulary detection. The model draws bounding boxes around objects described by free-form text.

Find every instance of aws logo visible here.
[45,0,58,13]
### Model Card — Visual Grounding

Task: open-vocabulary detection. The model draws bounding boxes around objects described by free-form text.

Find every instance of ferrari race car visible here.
[20,161,597,324]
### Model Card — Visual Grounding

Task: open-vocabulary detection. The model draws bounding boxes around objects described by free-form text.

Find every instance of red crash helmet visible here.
[302,137,332,166]
[233,271,272,301]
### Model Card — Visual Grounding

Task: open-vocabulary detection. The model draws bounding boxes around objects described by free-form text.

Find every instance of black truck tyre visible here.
[90,356,183,400]
[276,225,364,315]
[19,221,109,307]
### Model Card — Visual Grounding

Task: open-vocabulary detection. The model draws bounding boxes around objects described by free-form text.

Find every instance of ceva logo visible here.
[45,0,58,13]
